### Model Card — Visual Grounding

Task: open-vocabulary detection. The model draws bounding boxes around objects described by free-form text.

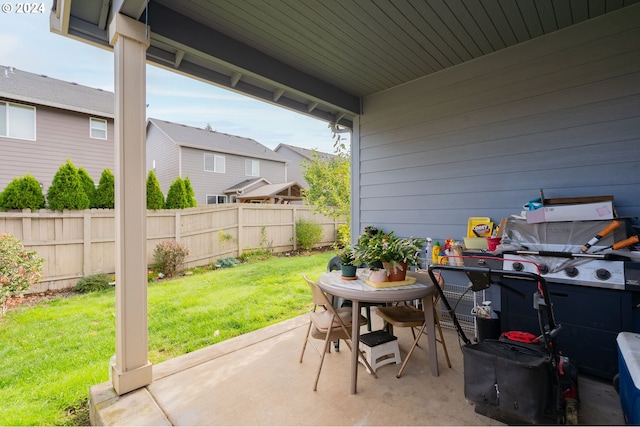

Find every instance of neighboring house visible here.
[273,143,334,188]
[0,65,114,194]
[146,118,289,205]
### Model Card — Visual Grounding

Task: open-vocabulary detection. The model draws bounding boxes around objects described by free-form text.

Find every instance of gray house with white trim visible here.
[0,65,114,193]
[274,143,334,188]
[146,118,289,205]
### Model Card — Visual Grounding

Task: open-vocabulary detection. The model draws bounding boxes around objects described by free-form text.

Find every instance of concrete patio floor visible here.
[90,310,624,425]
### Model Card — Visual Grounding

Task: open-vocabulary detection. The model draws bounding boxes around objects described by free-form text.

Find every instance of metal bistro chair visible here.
[375,269,451,378]
[299,275,375,390]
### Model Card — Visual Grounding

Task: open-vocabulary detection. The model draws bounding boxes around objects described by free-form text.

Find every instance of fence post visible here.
[237,205,243,256]
[83,210,91,276]
[175,210,181,242]
[292,205,298,251]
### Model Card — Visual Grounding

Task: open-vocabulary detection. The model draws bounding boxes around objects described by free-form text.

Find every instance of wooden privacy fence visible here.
[0,205,342,293]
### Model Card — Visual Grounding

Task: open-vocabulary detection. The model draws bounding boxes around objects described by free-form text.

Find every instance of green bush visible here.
[216,257,239,268]
[184,176,197,207]
[165,177,188,209]
[296,218,323,251]
[152,240,191,277]
[0,174,45,211]
[146,170,164,209]
[77,167,96,208]
[94,168,115,209]
[74,273,112,293]
[1,233,44,315]
[46,159,90,211]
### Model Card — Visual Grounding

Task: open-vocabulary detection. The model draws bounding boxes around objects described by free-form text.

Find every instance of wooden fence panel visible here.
[0,205,341,293]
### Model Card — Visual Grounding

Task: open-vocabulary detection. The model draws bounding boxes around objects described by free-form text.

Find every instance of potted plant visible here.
[338,246,358,278]
[353,226,425,281]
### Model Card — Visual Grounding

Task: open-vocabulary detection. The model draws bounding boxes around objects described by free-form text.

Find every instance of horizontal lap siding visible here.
[357,6,640,241]
[0,105,114,193]
[146,123,180,194]
[181,147,287,205]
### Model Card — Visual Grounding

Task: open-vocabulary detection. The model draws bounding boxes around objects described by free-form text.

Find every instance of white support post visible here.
[109,13,152,395]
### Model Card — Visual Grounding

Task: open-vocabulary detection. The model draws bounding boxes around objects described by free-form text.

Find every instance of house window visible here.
[204,153,225,173]
[206,194,227,204]
[90,118,107,139]
[0,101,36,140]
[245,159,259,176]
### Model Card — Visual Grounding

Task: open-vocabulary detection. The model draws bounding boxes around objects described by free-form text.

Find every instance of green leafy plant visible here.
[94,168,115,209]
[152,240,191,277]
[338,245,356,266]
[46,159,90,211]
[0,233,44,315]
[296,218,323,251]
[0,174,45,211]
[216,256,239,268]
[74,273,112,293]
[302,152,351,247]
[353,226,425,272]
[165,177,188,209]
[146,170,165,210]
[77,167,96,208]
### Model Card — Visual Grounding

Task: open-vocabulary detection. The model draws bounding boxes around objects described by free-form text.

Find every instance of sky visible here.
[0,3,340,153]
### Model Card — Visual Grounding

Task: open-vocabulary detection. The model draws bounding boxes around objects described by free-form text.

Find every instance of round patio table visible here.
[317,270,439,394]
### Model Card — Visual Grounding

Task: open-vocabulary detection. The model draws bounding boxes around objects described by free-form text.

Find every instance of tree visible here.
[46,159,90,210]
[94,168,115,209]
[0,174,45,211]
[77,167,96,208]
[165,177,188,209]
[184,176,197,207]
[146,170,164,209]
[302,151,351,247]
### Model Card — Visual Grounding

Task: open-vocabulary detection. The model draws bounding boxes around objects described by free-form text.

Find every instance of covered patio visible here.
[50,1,639,423]
[90,311,623,425]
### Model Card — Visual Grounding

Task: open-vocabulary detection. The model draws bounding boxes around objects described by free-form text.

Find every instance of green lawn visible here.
[0,251,332,426]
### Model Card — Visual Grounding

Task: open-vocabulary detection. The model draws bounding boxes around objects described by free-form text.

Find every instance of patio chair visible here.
[375,269,451,378]
[299,275,375,390]
[326,256,375,349]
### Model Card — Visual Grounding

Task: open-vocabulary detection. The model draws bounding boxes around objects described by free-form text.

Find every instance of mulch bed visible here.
[4,289,75,312]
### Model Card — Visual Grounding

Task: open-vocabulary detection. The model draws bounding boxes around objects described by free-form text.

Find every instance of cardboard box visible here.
[525,201,614,224]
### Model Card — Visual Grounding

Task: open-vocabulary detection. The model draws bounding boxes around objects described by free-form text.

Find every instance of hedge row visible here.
[0,159,197,211]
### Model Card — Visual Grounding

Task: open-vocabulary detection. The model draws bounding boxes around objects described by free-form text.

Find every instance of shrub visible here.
[77,167,96,208]
[296,218,323,251]
[94,168,115,209]
[47,159,90,210]
[152,240,191,277]
[0,233,44,315]
[74,273,112,293]
[184,176,197,207]
[165,177,188,209]
[146,170,164,209]
[216,256,239,268]
[0,174,45,211]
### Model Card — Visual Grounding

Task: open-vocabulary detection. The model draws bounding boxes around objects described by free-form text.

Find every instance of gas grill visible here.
[482,217,640,380]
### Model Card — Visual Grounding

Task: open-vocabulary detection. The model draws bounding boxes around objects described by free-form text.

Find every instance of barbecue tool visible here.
[580,220,621,253]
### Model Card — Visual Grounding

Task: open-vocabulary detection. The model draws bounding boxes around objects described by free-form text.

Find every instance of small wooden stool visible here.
[358,330,401,373]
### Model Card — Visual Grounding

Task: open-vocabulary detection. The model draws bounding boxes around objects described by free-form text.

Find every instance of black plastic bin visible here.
[476,316,501,342]
[462,339,552,424]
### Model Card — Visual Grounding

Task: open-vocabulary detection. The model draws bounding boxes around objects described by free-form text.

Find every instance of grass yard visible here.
[0,251,333,426]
